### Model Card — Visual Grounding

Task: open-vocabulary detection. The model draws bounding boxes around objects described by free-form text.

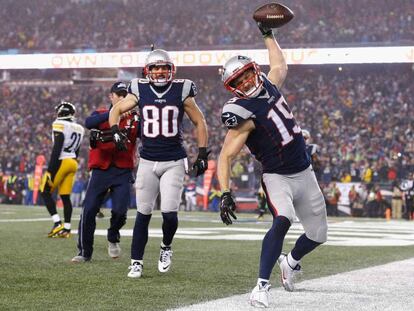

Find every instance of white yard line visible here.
[2,216,414,246]
[169,258,414,311]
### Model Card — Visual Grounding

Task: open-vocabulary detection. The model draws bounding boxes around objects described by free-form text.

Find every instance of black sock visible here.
[259,216,291,280]
[131,212,152,260]
[61,195,73,224]
[42,192,57,216]
[161,212,178,246]
[291,234,322,261]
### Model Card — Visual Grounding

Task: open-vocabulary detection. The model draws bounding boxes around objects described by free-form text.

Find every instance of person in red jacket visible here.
[72,82,139,262]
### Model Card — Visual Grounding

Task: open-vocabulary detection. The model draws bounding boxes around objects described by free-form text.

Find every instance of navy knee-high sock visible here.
[162,212,178,246]
[290,234,322,261]
[131,212,152,260]
[259,216,291,280]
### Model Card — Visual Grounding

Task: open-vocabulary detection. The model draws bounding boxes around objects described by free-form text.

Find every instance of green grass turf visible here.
[0,204,413,311]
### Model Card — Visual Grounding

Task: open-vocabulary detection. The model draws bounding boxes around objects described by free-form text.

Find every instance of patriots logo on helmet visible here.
[191,83,198,96]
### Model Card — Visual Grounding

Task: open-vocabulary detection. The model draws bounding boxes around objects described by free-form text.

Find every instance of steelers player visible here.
[41,101,84,238]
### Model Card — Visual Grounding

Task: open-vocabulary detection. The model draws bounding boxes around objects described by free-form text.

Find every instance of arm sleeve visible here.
[47,131,64,178]
[85,111,109,129]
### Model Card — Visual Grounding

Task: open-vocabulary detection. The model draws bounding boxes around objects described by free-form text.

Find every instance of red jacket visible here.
[88,109,139,170]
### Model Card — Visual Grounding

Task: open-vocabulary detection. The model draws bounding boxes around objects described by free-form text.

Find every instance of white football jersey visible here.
[52,120,85,159]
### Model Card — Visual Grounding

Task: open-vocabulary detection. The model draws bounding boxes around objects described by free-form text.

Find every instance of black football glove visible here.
[220,191,237,225]
[190,147,210,177]
[257,21,273,38]
[111,125,128,151]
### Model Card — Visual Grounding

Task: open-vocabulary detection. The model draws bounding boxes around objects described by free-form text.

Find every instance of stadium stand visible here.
[0,0,413,52]
[1,65,413,193]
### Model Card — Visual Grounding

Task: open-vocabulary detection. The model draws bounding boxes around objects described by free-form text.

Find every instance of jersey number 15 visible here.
[267,97,301,146]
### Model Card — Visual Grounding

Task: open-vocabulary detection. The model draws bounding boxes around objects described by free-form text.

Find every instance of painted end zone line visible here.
[169,258,414,311]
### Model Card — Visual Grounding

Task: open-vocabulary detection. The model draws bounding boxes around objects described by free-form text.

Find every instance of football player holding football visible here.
[41,101,84,238]
[109,49,209,278]
[217,23,328,307]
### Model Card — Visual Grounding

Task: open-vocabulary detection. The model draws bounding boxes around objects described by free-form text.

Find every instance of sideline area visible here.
[170,258,414,311]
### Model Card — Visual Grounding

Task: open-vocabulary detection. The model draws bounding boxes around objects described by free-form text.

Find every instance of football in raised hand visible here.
[253,3,294,28]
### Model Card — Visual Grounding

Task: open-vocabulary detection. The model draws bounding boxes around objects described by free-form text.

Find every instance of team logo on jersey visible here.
[224,115,238,127]
[191,83,198,96]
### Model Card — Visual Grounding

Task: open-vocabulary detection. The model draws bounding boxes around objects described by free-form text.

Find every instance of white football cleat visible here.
[108,242,121,259]
[71,255,91,263]
[158,246,173,273]
[128,262,143,278]
[249,283,271,308]
[277,253,302,292]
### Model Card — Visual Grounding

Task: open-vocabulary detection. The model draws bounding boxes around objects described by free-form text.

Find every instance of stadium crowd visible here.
[1,64,413,216]
[0,0,413,52]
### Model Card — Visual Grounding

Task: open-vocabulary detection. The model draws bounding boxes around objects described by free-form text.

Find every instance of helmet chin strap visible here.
[246,85,263,98]
[147,73,171,87]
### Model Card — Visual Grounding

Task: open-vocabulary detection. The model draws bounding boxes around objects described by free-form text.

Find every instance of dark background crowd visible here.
[0,0,413,218]
[1,64,414,215]
[0,0,413,52]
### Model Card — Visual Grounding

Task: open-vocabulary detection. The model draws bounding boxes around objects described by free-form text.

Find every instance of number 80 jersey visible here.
[128,78,197,161]
[221,75,310,175]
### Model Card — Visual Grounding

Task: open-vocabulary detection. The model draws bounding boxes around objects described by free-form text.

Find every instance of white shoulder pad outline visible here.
[222,102,255,120]
[138,78,149,84]
[128,78,141,101]
[182,79,197,101]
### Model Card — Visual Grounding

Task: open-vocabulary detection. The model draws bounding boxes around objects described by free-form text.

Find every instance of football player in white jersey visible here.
[40,102,84,238]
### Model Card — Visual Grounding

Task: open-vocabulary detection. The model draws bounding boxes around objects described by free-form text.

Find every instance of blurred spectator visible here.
[71,174,85,208]
[256,186,268,220]
[1,64,413,215]
[391,184,403,219]
[0,0,412,52]
[208,185,221,212]
[183,177,197,211]
[404,180,414,220]
[366,188,378,218]
[326,182,341,216]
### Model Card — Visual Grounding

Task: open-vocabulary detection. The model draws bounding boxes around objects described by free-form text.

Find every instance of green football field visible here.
[1,204,413,311]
